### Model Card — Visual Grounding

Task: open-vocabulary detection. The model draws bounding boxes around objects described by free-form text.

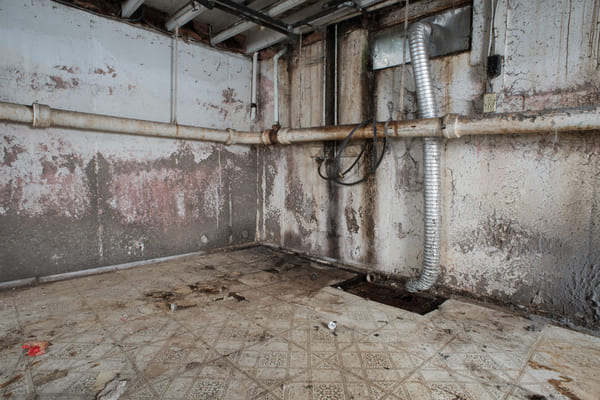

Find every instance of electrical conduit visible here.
[405,22,442,292]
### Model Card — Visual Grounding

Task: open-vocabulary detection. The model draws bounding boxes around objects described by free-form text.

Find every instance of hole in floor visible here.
[334,276,447,315]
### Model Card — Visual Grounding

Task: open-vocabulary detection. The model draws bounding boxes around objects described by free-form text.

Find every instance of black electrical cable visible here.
[317,119,389,186]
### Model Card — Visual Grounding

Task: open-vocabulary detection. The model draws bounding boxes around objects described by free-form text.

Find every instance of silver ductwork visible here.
[405,22,442,292]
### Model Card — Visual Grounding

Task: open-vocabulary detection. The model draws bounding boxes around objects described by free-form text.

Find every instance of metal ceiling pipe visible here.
[405,22,442,293]
[211,0,305,45]
[0,102,262,145]
[273,47,287,126]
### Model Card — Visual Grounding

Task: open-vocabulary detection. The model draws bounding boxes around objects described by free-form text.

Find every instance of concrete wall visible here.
[0,0,258,281]
[259,0,600,330]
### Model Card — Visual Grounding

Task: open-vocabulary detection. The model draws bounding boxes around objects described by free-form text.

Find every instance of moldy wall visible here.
[259,0,600,331]
[0,0,258,282]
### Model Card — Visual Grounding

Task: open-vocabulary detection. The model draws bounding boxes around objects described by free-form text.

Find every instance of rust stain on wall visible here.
[53,65,78,74]
[48,76,80,89]
[222,88,241,105]
[344,205,359,234]
[0,131,257,282]
[93,65,117,77]
[2,136,26,167]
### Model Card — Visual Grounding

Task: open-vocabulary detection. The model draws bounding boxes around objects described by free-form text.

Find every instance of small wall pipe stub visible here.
[273,47,287,126]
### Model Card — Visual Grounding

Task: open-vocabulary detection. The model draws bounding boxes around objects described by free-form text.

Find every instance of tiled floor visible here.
[1,246,599,400]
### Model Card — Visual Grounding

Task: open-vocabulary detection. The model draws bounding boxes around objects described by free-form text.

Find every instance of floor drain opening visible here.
[334,276,447,315]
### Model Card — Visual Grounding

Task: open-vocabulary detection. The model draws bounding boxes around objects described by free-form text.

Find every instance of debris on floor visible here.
[95,375,127,400]
[22,340,51,356]
[144,281,226,311]
[92,371,120,391]
[0,374,23,389]
[33,369,68,386]
[227,292,247,302]
[2,247,599,399]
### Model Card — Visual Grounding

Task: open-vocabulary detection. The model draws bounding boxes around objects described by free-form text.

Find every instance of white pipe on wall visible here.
[250,52,258,121]
[1,102,261,144]
[171,27,179,124]
[273,47,287,126]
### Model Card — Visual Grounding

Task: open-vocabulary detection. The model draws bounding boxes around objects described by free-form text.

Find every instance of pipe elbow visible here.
[408,21,432,39]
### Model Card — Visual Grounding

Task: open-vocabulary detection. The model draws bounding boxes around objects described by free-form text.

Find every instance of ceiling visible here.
[120,0,402,54]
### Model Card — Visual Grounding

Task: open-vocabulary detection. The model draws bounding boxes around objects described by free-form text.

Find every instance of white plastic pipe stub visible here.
[366,272,377,283]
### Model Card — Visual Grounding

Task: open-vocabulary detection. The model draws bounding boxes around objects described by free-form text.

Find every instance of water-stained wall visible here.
[0,1,258,281]
[259,0,600,330]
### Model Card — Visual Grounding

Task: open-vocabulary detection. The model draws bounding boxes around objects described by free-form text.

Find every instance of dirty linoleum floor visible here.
[1,247,599,400]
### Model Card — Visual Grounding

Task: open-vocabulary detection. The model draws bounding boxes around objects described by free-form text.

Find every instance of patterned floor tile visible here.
[4,247,600,400]
[226,336,313,390]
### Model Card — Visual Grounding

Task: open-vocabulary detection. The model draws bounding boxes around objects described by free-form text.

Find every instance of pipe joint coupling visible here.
[274,126,290,145]
[441,114,461,139]
[226,128,236,145]
[32,103,51,128]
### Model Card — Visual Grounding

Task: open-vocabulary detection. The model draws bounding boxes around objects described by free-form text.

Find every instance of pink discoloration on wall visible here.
[48,75,80,89]
[1,134,89,218]
[54,65,78,74]
[93,65,117,76]
[107,167,222,226]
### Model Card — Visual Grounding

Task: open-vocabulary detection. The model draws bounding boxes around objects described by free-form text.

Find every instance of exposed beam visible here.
[244,0,383,53]
[378,0,472,29]
[211,0,305,45]
[121,0,145,18]
[165,1,206,32]
[201,0,296,40]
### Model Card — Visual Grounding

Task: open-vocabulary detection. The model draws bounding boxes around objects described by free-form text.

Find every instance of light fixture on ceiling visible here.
[165,1,205,32]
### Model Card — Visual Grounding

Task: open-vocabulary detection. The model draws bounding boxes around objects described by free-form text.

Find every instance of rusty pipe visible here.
[273,118,443,143]
[2,102,599,145]
[272,106,600,142]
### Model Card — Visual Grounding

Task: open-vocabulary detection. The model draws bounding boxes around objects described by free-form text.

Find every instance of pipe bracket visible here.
[32,103,51,128]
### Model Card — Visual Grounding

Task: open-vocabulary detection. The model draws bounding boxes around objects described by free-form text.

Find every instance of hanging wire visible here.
[317,118,389,186]
[396,0,410,122]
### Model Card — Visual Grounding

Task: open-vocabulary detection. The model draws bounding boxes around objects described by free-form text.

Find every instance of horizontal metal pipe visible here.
[2,102,599,146]
[275,118,442,143]
[443,106,600,137]
[0,101,262,145]
[0,101,34,124]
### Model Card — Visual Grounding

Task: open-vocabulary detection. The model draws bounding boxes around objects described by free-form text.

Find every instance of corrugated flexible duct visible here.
[405,22,442,292]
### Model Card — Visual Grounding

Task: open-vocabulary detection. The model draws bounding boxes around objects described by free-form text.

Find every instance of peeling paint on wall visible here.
[0,0,254,129]
[260,1,600,331]
[0,1,258,282]
[0,127,258,282]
